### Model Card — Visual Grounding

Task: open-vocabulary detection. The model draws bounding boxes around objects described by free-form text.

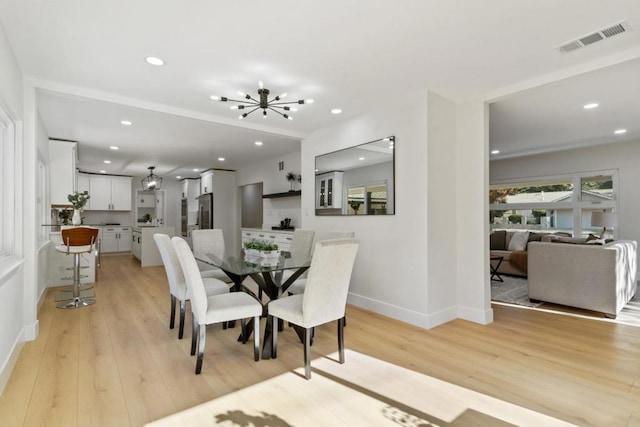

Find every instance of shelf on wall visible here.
[262,190,301,199]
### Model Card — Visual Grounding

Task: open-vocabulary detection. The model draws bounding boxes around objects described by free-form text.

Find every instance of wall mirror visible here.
[315,136,395,216]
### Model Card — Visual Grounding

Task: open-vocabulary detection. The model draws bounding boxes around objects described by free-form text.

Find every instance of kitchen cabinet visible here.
[49,140,77,205]
[315,171,344,209]
[136,189,165,226]
[181,178,200,213]
[131,226,174,267]
[200,170,213,194]
[101,226,132,253]
[88,175,132,210]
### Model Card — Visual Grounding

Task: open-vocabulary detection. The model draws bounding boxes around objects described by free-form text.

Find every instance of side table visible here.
[490,256,504,282]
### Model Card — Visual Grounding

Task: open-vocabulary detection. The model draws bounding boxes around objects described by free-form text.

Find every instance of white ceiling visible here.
[1,0,640,177]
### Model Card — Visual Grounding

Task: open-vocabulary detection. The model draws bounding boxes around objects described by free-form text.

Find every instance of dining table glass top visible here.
[195,249,311,278]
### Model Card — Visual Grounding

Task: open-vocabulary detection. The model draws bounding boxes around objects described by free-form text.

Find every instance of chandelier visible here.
[141,166,162,190]
[210,81,313,120]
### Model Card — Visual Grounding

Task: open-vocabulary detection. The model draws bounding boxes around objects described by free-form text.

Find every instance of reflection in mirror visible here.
[315,136,395,216]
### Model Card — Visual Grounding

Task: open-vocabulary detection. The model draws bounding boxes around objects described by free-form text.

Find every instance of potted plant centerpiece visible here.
[68,190,90,225]
[243,240,280,258]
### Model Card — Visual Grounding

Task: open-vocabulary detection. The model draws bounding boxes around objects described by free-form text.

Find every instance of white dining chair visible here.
[278,229,315,288]
[268,238,359,379]
[154,233,230,339]
[172,236,263,374]
[191,229,233,283]
[286,231,355,295]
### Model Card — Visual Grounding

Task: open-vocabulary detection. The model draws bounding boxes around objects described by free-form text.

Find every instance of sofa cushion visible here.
[526,232,544,249]
[508,231,529,251]
[490,230,507,250]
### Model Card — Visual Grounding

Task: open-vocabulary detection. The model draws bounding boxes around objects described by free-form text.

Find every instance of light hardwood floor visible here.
[1,254,639,426]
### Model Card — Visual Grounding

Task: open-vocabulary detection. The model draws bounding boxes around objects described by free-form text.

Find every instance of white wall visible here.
[236,150,302,229]
[490,138,640,268]
[35,115,49,304]
[303,92,448,328]
[0,24,25,395]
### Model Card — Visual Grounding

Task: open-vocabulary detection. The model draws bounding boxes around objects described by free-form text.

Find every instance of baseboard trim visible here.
[0,332,24,396]
[347,292,457,329]
[458,305,494,325]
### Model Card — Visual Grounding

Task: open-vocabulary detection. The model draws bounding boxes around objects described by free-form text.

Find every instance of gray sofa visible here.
[528,240,638,317]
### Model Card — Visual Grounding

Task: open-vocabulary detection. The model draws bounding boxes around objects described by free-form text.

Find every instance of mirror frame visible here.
[314,136,395,216]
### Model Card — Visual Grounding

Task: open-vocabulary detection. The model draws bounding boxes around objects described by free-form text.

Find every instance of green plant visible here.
[68,190,90,210]
[143,213,152,222]
[244,241,279,252]
[508,214,523,224]
[58,209,73,225]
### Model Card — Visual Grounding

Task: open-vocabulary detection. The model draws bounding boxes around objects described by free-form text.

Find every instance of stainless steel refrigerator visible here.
[197,193,213,229]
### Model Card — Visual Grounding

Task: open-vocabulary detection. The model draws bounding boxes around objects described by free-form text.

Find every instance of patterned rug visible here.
[491,275,542,308]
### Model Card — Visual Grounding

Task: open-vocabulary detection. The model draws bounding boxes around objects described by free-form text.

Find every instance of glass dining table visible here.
[195,249,311,359]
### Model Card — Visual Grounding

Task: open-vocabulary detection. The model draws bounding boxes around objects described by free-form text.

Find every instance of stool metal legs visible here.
[57,253,96,309]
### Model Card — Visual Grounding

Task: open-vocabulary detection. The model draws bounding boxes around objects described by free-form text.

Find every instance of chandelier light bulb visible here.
[238,91,246,97]
[230,106,238,110]
[306,99,314,104]
[258,81,264,89]
[210,95,220,101]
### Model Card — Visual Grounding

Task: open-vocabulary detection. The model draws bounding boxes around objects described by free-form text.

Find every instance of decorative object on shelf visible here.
[67,191,90,226]
[210,81,313,120]
[142,213,152,224]
[591,211,618,239]
[141,166,162,190]
[285,172,302,191]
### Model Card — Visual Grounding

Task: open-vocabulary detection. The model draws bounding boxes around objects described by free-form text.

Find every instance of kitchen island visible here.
[132,226,175,267]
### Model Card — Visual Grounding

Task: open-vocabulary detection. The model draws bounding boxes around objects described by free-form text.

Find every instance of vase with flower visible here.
[67,191,90,225]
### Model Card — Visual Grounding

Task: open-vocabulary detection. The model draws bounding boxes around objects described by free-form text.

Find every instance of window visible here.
[0,103,16,259]
[346,182,388,215]
[489,171,618,238]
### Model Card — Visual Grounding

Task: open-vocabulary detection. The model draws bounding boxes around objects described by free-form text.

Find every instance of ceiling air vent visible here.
[555,20,632,54]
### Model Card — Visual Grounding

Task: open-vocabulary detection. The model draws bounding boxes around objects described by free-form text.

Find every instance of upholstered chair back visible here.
[154,233,187,300]
[302,238,359,326]
[172,236,208,325]
[191,229,225,259]
[289,229,315,256]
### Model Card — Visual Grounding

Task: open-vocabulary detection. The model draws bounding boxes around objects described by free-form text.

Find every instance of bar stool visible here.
[55,226,100,309]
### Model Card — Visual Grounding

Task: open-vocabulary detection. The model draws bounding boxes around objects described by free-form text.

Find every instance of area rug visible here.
[491,275,542,308]
[145,350,573,427]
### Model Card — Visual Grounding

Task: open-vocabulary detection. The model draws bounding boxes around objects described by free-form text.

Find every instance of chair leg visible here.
[195,324,206,374]
[338,317,345,364]
[178,300,186,339]
[191,317,198,356]
[304,328,312,379]
[169,295,176,329]
[271,316,278,358]
[253,316,260,361]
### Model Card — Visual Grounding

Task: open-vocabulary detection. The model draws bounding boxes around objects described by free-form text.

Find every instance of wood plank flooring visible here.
[1,254,639,426]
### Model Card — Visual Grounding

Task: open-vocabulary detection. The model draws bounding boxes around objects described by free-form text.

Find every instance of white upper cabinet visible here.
[315,171,344,209]
[181,178,200,212]
[49,140,77,205]
[77,172,90,210]
[87,175,132,210]
[200,170,213,194]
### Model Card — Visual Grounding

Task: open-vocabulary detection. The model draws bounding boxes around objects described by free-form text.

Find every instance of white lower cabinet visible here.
[131,226,175,267]
[101,227,132,253]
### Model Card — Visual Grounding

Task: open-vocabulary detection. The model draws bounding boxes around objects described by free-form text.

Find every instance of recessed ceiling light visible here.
[104,160,111,164]
[193,168,199,172]
[145,56,165,66]
[109,146,119,150]
[331,108,342,114]
[255,141,263,146]
[359,157,365,161]
[218,157,225,162]
[583,103,599,109]
[614,129,627,135]
[120,120,133,126]
[100,170,106,174]
[491,150,500,154]
[176,176,182,179]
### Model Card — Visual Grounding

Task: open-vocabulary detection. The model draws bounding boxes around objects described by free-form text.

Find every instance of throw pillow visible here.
[526,232,544,249]
[507,231,529,251]
[490,230,507,250]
